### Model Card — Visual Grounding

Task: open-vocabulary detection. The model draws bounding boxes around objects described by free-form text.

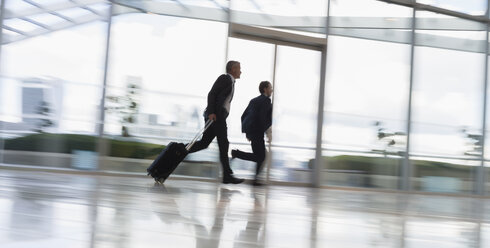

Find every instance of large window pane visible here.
[417,0,487,16]
[104,10,228,177]
[230,0,327,35]
[269,45,321,183]
[330,0,412,17]
[323,36,410,189]
[411,18,485,193]
[411,48,484,157]
[415,11,486,53]
[322,0,412,190]
[1,0,110,169]
[329,0,413,45]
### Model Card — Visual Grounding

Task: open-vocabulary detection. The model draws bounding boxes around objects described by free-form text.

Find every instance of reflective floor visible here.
[1,170,490,248]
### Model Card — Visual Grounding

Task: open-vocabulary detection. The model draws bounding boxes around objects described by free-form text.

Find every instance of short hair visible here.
[226,60,240,73]
[259,81,271,94]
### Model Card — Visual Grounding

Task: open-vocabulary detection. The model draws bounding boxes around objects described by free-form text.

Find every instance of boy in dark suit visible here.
[231,81,273,186]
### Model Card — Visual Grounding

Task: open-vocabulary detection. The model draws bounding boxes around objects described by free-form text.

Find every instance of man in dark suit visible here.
[188,61,244,184]
[231,81,273,186]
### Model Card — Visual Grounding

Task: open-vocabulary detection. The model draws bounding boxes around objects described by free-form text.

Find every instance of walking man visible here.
[188,61,245,184]
[231,81,273,186]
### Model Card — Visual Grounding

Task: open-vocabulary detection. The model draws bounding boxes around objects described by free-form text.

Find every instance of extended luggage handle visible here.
[185,119,214,151]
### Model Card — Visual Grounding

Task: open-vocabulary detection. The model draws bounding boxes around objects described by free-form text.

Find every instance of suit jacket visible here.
[204,74,234,118]
[241,94,272,136]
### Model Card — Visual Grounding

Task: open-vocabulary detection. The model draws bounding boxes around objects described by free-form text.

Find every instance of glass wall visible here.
[270,46,321,183]
[103,9,228,177]
[2,0,490,194]
[410,11,486,193]
[0,0,111,170]
[322,0,412,189]
[323,36,410,189]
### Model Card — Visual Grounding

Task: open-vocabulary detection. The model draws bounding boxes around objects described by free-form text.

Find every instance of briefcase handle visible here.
[185,119,214,151]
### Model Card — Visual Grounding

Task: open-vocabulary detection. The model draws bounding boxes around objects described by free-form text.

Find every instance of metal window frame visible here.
[477,0,490,195]
[401,5,416,192]
[0,0,6,164]
[313,0,331,187]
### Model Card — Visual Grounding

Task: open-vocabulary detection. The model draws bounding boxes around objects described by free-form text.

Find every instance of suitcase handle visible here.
[185,119,214,151]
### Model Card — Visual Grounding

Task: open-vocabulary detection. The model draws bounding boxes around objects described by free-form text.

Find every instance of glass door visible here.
[227,36,322,184]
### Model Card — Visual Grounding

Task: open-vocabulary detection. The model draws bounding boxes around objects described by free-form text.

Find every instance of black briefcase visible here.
[147,120,213,183]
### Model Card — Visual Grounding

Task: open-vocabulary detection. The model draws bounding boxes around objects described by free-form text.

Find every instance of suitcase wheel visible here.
[154,178,165,184]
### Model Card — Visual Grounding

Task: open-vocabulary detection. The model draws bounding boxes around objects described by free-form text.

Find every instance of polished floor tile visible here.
[0,170,489,247]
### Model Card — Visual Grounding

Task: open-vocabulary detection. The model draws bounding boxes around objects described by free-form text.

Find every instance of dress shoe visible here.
[222,175,244,184]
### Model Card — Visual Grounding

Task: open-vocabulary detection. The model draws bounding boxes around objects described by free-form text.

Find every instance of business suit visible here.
[188,74,235,177]
[233,94,272,177]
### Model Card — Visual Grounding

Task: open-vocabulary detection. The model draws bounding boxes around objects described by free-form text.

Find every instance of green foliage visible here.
[4,133,93,153]
[4,133,164,159]
[322,155,401,175]
[313,155,471,179]
[35,101,54,133]
[411,159,470,178]
[107,138,164,159]
[105,79,141,137]
[5,134,473,179]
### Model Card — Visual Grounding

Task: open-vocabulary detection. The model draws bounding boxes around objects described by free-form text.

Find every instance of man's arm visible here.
[207,75,228,120]
[265,100,272,142]
[241,102,252,133]
[257,97,272,133]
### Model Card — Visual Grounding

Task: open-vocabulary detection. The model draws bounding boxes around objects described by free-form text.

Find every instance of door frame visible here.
[228,24,328,187]
[229,23,325,51]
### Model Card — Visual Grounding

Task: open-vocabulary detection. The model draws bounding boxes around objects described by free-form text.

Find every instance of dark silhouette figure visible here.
[232,81,273,186]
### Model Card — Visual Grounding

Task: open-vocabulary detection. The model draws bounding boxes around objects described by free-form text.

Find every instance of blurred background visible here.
[2,0,490,194]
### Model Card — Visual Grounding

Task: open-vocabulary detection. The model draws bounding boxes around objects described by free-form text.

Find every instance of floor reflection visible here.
[0,170,489,248]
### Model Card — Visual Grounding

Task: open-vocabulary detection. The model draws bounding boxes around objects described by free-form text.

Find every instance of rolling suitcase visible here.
[147,119,213,184]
